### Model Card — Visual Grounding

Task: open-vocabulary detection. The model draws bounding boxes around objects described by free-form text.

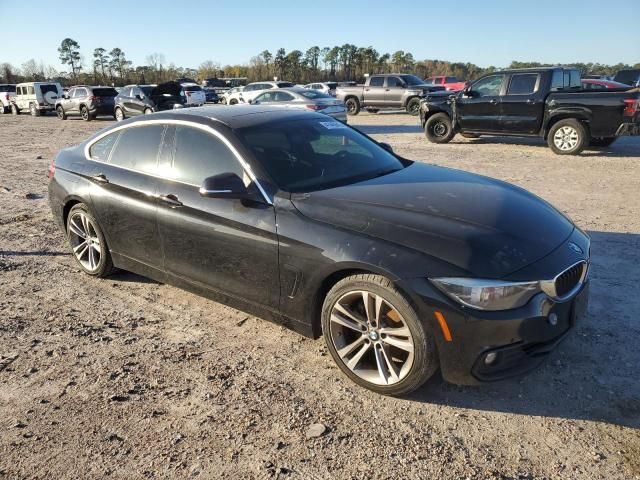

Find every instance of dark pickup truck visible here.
[419,67,640,155]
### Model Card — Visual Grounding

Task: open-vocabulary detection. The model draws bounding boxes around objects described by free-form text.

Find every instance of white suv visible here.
[11,82,64,116]
[181,83,206,107]
[240,81,294,103]
[0,84,16,114]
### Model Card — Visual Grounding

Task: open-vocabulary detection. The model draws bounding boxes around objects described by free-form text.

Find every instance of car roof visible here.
[125,105,320,129]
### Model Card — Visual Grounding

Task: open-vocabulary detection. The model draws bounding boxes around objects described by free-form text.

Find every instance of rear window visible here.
[445,77,457,83]
[551,69,581,91]
[39,84,59,95]
[93,87,118,97]
[300,90,330,99]
[613,70,640,85]
[276,82,294,88]
[0,85,16,92]
[184,85,203,92]
[507,74,538,95]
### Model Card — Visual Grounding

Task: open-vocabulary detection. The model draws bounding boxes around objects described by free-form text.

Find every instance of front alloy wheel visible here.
[322,274,437,395]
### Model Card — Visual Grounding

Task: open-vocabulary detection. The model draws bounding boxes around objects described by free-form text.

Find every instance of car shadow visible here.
[109,270,161,284]
[406,230,640,429]
[0,250,69,257]
[455,136,640,157]
[355,124,422,135]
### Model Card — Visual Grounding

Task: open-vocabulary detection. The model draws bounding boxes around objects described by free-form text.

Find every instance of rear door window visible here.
[507,74,539,95]
[169,126,243,185]
[387,77,404,87]
[109,125,165,173]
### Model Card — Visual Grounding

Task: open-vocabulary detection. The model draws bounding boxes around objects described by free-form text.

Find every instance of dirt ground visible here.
[0,109,639,480]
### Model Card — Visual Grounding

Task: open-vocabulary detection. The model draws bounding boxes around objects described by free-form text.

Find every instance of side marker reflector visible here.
[434,311,452,342]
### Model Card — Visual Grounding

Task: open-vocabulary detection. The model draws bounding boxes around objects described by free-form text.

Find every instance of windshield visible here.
[300,90,331,99]
[238,118,405,192]
[401,75,426,86]
[93,87,118,97]
[613,70,639,85]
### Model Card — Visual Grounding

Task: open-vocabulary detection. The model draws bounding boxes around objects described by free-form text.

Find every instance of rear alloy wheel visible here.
[80,106,91,121]
[30,103,40,117]
[322,274,437,396]
[406,97,421,116]
[424,113,455,144]
[143,107,153,115]
[548,119,587,155]
[114,107,125,121]
[345,98,360,116]
[66,204,115,277]
[56,106,67,120]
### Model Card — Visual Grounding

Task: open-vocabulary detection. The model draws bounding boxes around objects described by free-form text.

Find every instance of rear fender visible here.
[543,107,592,139]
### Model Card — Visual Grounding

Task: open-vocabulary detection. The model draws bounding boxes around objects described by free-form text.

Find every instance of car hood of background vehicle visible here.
[290,163,574,278]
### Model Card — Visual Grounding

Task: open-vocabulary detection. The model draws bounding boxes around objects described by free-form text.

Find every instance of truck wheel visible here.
[406,98,421,116]
[424,113,455,144]
[11,104,19,115]
[345,98,360,116]
[30,103,40,117]
[548,119,587,155]
[590,137,616,148]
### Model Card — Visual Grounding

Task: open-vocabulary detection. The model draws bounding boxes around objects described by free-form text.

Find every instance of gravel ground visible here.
[0,110,639,480]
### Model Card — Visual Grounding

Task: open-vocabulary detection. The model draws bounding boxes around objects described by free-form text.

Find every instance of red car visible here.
[581,79,630,90]
[424,76,467,91]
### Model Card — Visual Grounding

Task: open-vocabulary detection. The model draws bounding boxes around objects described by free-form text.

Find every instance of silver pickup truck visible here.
[335,74,445,116]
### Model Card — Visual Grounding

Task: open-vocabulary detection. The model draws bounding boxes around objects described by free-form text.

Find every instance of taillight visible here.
[47,159,55,179]
[623,99,638,116]
[305,104,328,111]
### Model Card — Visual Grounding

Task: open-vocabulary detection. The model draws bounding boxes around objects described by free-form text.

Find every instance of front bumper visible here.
[615,121,640,136]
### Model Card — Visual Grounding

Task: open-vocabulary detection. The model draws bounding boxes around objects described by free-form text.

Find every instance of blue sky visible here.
[1,0,637,72]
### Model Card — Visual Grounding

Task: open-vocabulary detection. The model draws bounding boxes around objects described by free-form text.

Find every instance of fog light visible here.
[484,352,498,365]
[548,313,558,326]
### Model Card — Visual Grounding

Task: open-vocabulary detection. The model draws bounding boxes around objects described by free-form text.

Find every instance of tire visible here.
[424,113,455,144]
[590,137,617,148]
[406,97,421,116]
[547,119,588,155]
[366,108,379,114]
[460,133,480,139]
[80,106,91,121]
[229,99,238,105]
[321,274,438,396]
[11,103,19,115]
[144,107,153,115]
[66,203,116,277]
[345,97,360,116]
[0,105,7,114]
[30,103,40,117]
[56,106,67,120]
[114,107,125,122]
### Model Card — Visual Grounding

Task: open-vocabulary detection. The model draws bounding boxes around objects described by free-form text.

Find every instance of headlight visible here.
[430,278,540,311]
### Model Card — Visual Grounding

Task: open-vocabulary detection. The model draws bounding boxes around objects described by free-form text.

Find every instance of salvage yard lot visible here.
[1,112,639,479]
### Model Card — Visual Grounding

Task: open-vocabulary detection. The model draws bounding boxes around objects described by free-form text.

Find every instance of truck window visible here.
[445,77,457,83]
[551,69,581,91]
[507,74,538,95]
[471,74,504,97]
[387,77,404,87]
[369,77,384,87]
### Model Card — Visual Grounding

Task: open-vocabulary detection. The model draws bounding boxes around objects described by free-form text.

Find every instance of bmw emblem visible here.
[568,242,583,254]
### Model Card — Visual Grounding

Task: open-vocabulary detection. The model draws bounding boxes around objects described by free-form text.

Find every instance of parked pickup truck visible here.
[419,67,640,155]
[424,76,467,91]
[336,74,445,116]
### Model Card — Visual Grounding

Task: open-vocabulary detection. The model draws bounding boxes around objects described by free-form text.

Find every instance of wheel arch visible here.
[421,107,449,127]
[543,112,591,140]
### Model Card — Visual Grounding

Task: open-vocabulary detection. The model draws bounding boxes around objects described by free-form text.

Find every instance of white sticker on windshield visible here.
[319,121,347,129]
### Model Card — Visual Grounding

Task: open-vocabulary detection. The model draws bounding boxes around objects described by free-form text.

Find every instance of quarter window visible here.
[507,74,538,95]
[89,131,120,162]
[471,74,504,97]
[169,126,243,185]
[109,125,164,173]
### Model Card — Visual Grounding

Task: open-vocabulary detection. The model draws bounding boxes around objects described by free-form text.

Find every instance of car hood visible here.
[290,163,574,278]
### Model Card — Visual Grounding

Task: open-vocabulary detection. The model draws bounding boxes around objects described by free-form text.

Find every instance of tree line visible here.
[1,38,638,86]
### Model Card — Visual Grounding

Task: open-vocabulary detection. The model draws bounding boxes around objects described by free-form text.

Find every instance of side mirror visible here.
[199,172,249,199]
[463,86,474,97]
[379,142,393,153]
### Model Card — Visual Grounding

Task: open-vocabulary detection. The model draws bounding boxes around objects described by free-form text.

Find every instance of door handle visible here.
[159,194,183,208]
[91,173,109,184]
[489,99,498,105]
[526,99,537,104]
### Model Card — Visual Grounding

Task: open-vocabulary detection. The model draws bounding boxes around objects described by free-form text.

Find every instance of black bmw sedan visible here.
[47,106,590,395]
